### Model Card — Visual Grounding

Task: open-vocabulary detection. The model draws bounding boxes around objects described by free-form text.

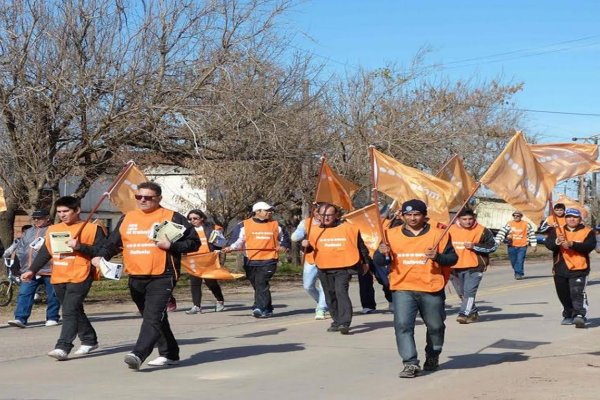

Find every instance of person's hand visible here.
[156,239,171,250]
[221,247,232,254]
[301,239,309,248]
[560,241,571,250]
[464,241,474,249]
[379,243,390,256]
[91,257,102,267]
[67,239,80,251]
[21,271,34,282]
[424,248,437,260]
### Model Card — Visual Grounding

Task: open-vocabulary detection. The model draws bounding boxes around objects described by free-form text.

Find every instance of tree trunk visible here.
[0,202,17,252]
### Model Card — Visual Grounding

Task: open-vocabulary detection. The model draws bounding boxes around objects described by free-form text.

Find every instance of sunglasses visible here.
[134,195,157,201]
[188,216,201,221]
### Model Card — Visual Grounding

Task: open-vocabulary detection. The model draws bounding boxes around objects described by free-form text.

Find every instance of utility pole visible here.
[572,134,600,225]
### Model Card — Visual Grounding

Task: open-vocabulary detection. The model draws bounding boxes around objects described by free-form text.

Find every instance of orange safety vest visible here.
[448,223,485,269]
[310,222,360,269]
[120,208,175,276]
[545,215,566,229]
[187,226,210,256]
[508,220,529,247]
[303,217,323,264]
[243,219,280,261]
[46,222,98,284]
[560,227,592,271]
[388,225,450,292]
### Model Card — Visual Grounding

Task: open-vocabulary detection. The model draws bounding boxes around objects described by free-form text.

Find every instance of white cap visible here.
[252,201,274,212]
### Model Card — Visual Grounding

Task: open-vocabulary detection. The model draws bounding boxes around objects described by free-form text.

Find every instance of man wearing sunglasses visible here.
[494,211,537,280]
[223,201,291,318]
[74,181,200,370]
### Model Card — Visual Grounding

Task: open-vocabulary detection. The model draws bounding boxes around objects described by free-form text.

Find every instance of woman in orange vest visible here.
[494,210,537,280]
[184,209,226,314]
[302,203,371,335]
[544,208,596,328]
[21,196,106,361]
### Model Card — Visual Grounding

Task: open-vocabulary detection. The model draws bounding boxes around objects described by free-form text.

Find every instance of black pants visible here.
[318,268,353,327]
[129,276,179,362]
[190,276,224,306]
[53,275,97,353]
[554,274,588,317]
[358,269,392,309]
[245,263,277,312]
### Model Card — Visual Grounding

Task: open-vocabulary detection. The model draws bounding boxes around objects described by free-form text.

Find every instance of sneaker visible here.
[399,364,421,378]
[388,302,394,312]
[360,308,375,314]
[338,325,350,335]
[315,309,326,320]
[124,353,142,370]
[252,308,263,318]
[7,319,26,328]
[514,274,524,280]
[185,306,202,315]
[456,314,468,324]
[423,355,439,371]
[147,356,180,366]
[573,315,587,329]
[327,324,339,332]
[466,312,479,323]
[259,311,273,319]
[215,301,225,312]
[561,317,574,325]
[47,349,68,361]
[167,296,177,312]
[45,320,59,327]
[74,344,98,355]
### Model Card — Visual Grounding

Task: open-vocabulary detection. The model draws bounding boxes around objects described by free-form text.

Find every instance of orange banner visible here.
[0,187,6,212]
[343,203,381,256]
[108,163,147,213]
[315,159,358,210]
[529,142,599,182]
[372,148,458,223]
[436,155,478,209]
[181,252,244,280]
[481,132,556,224]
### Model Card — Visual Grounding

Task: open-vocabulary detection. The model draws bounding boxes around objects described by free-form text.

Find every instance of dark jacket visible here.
[545,224,596,278]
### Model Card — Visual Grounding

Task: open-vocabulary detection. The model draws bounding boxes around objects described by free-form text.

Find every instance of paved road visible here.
[1,257,599,399]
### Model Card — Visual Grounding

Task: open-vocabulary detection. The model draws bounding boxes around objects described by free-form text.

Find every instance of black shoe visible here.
[573,315,587,329]
[124,353,142,371]
[398,364,421,378]
[338,325,350,335]
[423,355,439,371]
[327,325,339,332]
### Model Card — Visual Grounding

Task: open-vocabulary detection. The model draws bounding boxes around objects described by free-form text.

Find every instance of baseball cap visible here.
[31,209,50,218]
[252,201,274,212]
[565,208,582,217]
[401,199,427,215]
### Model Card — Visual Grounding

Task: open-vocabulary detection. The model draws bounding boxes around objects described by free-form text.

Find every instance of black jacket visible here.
[545,224,596,278]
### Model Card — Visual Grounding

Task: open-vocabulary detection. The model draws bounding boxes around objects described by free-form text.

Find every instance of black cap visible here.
[31,209,50,218]
[401,199,427,215]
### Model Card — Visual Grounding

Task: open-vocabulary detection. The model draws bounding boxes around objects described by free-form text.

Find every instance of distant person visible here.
[539,203,566,234]
[545,208,595,328]
[7,210,60,328]
[448,209,496,324]
[494,211,537,280]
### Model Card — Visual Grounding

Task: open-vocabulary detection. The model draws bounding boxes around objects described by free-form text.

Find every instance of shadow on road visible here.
[181,343,305,366]
[441,351,529,369]
[235,328,287,338]
[478,312,543,322]
[349,320,395,334]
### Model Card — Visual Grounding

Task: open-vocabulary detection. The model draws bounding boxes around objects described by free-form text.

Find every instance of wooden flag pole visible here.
[435,154,456,177]
[73,161,136,239]
[368,146,387,244]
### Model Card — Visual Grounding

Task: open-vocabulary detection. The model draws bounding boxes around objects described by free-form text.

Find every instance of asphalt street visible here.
[1,256,599,399]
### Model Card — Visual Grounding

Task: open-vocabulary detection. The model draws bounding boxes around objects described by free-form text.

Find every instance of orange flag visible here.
[107,162,148,213]
[436,155,478,209]
[480,132,556,224]
[372,148,458,223]
[529,142,599,182]
[315,159,358,210]
[343,204,382,256]
[555,194,589,218]
[0,187,6,212]
[181,252,244,280]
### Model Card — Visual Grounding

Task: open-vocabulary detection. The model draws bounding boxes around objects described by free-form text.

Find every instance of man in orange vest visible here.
[21,197,106,361]
[374,199,457,378]
[494,211,537,280]
[448,208,497,324]
[223,201,291,318]
[302,203,370,334]
[75,182,200,370]
[544,208,596,328]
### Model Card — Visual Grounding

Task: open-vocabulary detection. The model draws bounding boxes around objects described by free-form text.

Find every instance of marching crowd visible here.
[1,182,596,378]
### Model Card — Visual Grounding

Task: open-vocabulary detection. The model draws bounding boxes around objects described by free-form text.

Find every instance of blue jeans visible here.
[303,262,327,311]
[450,268,483,316]
[392,290,446,366]
[14,275,60,324]
[507,246,527,276]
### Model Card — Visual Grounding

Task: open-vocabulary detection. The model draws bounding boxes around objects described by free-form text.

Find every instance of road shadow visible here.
[235,328,287,338]
[586,280,600,287]
[230,307,314,319]
[349,320,395,334]
[441,351,529,369]
[76,337,218,360]
[519,275,551,280]
[477,312,543,322]
[583,317,600,328]
[445,305,503,317]
[508,302,549,306]
[180,343,305,367]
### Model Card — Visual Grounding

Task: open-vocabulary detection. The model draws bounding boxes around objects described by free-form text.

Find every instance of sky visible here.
[286,1,600,144]
[285,1,600,196]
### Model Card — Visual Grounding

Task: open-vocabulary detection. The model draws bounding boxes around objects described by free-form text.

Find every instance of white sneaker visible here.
[47,349,68,361]
[315,309,326,320]
[147,356,180,366]
[215,301,225,312]
[185,305,201,315]
[45,320,59,327]
[7,319,26,328]
[74,344,98,355]
[360,308,375,314]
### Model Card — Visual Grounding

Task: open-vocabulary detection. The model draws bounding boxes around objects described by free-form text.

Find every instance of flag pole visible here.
[301,156,326,265]
[73,161,136,239]
[368,146,387,243]
[435,154,457,177]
